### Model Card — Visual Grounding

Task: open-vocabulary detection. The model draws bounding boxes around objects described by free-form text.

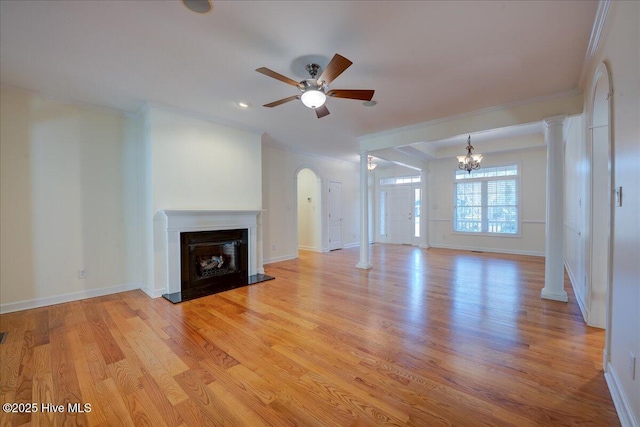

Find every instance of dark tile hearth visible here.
[162,273,275,303]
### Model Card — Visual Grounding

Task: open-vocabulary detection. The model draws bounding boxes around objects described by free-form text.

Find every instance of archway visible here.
[295,167,322,253]
[587,62,613,365]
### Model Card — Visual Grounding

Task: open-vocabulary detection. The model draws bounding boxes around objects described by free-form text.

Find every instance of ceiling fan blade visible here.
[263,95,299,108]
[315,104,330,118]
[317,54,352,86]
[326,89,374,101]
[255,67,300,86]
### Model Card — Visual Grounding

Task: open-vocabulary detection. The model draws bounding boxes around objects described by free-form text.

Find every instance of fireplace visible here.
[157,210,274,303]
[181,229,248,297]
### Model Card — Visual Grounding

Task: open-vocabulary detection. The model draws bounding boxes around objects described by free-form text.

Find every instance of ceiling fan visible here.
[256,54,375,118]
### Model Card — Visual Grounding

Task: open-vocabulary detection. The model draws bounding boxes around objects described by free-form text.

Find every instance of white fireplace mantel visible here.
[155,210,264,295]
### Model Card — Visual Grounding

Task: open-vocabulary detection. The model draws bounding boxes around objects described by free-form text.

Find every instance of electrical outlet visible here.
[271,244,276,251]
[630,351,636,380]
[78,269,86,279]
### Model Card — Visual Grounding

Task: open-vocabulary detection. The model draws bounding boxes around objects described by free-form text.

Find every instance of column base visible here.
[541,287,568,302]
[356,262,373,270]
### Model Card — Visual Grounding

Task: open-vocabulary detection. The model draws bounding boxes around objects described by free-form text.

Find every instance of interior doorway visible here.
[296,168,322,252]
[328,180,342,250]
[587,63,613,365]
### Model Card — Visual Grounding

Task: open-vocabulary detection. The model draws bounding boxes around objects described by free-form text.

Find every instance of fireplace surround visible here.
[156,210,273,303]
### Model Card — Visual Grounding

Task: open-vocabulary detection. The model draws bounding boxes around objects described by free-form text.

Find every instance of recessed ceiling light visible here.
[182,0,213,14]
[363,100,377,107]
[237,101,251,108]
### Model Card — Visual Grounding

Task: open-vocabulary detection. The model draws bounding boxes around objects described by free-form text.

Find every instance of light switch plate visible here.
[615,186,622,207]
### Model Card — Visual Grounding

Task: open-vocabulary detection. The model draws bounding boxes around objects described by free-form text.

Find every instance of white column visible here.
[356,152,372,269]
[419,167,429,249]
[541,115,568,302]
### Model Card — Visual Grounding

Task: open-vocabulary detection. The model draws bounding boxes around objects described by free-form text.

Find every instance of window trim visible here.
[451,163,522,238]
[379,175,421,186]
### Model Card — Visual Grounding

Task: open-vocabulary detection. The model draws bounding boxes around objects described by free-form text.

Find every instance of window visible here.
[454,165,518,234]
[414,188,421,237]
[380,175,421,185]
[379,190,386,236]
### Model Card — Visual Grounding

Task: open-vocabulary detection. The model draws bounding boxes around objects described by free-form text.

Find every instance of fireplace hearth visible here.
[162,227,273,303]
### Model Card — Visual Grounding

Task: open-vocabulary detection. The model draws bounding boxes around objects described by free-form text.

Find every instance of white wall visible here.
[262,139,359,264]
[585,2,640,424]
[0,86,136,312]
[145,107,262,213]
[296,168,321,251]
[428,139,547,256]
[140,106,262,296]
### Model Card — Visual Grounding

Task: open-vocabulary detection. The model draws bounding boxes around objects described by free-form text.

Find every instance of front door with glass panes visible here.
[379,174,422,245]
[386,186,413,244]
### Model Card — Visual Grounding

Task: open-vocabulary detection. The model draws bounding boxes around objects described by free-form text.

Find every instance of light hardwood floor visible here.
[0,245,619,426]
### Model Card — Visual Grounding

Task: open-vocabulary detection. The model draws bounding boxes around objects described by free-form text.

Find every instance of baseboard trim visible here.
[263,254,297,265]
[0,283,141,314]
[298,245,321,252]
[565,258,589,323]
[140,286,166,299]
[604,361,638,427]
[428,244,544,257]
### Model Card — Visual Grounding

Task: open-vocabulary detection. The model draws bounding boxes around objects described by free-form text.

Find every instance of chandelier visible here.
[367,156,378,171]
[457,135,482,174]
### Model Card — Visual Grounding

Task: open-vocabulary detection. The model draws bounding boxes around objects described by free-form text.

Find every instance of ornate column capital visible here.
[543,114,567,129]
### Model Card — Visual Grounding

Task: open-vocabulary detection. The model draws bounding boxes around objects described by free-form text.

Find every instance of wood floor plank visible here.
[207,380,269,427]
[173,369,240,425]
[83,306,124,366]
[127,317,189,376]
[0,245,620,426]
[198,359,287,425]
[123,389,169,427]
[108,359,143,397]
[138,367,184,427]
[93,378,135,427]
[32,372,55,427]
[49,326,89,426]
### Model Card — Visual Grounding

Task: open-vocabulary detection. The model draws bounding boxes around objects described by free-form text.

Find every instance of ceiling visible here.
[0,1,597,163]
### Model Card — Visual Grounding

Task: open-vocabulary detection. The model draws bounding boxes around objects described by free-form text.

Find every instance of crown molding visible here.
[358,89,580,143]
[578,0,611,90]
[139,101,263,136]
[1,83,132,118]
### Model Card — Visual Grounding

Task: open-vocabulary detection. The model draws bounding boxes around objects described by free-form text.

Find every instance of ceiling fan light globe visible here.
[301,90,326,109]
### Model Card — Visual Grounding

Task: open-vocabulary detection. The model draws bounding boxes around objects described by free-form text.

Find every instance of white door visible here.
[328,181,342,250]
[387,186,412,244]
